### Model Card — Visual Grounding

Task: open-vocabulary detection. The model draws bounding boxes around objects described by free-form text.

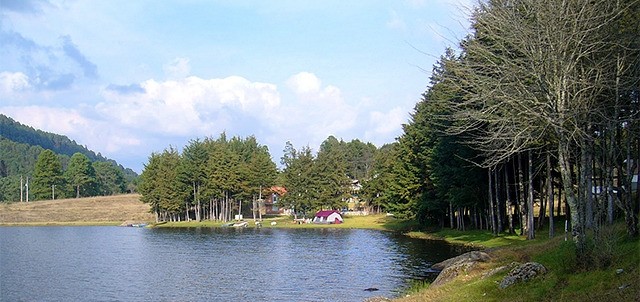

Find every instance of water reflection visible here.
[0,226,470,302]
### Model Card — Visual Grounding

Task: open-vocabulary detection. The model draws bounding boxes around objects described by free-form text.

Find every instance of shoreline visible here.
[0,221,124,227]
[3,196,636,301]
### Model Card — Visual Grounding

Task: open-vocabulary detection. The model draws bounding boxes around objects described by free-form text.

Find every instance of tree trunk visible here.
[471,206,478,229]
[495,168,503,233]
[518,153,527,236]
[582,139,593,229]
[488,168,497,234]
[527,151,535,240]
[449,201,455,229]
[505,167,514,234]
[196,183,201,222]
[622,127,639,237]
[558,138,584,250]
[557,183,563,218]
[537,175,546,230]
[547,152,555,238]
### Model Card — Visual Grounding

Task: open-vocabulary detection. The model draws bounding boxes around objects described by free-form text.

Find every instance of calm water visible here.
[0,226,469,302]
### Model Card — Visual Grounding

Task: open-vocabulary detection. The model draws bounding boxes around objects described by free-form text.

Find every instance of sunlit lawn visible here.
[0,194,153,225]
[157,214,395,230]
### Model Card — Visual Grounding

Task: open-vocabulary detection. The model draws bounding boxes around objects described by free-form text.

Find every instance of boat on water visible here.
[232,221,248,228]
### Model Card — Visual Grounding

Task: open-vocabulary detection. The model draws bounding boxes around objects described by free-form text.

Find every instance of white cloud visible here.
[270,72,359,150]
[98,75,281,137]
[365,107,407,143]
[0,71,31,95]
[286,72,321,94]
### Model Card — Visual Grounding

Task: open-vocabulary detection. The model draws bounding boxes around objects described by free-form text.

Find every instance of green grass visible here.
[154,214,395,230]
[406,229,527,249]
[395,223,640,302]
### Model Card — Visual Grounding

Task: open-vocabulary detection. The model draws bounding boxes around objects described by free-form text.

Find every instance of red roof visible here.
[315,210,341,218]
[269,186,287,195]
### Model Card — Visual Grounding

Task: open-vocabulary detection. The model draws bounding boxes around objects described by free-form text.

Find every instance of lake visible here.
[0,226,469,301]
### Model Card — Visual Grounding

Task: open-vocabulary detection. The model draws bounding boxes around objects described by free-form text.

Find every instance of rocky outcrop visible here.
[431,251,491,270]
[430,251,491,287]
[498,262,547,289]
[481,262,520,279]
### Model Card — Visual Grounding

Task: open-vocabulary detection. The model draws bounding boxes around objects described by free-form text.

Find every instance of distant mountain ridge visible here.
[0,114,106,162]
[0,114,137,178]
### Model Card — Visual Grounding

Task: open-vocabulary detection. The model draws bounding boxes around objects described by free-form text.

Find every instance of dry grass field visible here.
[0,194,154,225]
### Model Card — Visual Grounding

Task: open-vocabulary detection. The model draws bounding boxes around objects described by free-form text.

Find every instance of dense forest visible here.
[138,133,376,222]
[0,114,137,201]
[140,0,638,267]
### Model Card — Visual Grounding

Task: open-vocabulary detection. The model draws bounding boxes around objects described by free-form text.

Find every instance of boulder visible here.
[499,262,547,289]
[482,262,522,279]
[430,251,491,287]
[431,251,491,270]
[431,261,478,286]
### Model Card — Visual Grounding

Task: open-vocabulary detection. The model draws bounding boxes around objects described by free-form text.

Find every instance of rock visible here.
[430,251,492,287]
[499,262,547,289]
[616,268,624,275]
[431,251,491,271]
[482,262,521,279]
[432,261,478,286]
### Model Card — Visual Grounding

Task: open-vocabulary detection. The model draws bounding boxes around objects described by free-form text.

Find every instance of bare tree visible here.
[443,0,639,248]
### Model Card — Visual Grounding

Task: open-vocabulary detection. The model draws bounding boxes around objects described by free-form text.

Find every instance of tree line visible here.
[138,133,376,222]
[364,0,638,267]
[6,150,129,201]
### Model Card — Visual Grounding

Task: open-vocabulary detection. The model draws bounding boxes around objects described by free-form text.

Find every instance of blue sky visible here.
[0,0,471,172]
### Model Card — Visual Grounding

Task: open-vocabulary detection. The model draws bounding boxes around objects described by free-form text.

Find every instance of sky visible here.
[0,0,472,173]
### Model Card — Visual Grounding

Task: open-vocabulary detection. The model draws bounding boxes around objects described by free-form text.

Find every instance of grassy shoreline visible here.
[396,224,639,302]
[154,214,400,230]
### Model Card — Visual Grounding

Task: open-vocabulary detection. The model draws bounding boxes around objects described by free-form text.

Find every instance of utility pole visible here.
[52,184,56,200]
[25,176,29,202]
[20,176,23,202]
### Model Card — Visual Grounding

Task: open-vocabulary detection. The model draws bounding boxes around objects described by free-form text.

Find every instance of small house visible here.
[261,186,289,215]
[313,210,343,224]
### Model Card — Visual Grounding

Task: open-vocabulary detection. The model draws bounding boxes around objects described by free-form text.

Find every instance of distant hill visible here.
[0,114,137,201]
[1,114,108,162]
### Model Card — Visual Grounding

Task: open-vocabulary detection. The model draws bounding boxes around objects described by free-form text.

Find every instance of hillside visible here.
[0,114,136,176]
[0,114,106,162]
[0,114,138,201]
[0,194,153,225]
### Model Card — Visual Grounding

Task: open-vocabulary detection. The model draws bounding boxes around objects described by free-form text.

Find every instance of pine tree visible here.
[65,153,96,198]
[31,149,64,200]
[92,161,126,196]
